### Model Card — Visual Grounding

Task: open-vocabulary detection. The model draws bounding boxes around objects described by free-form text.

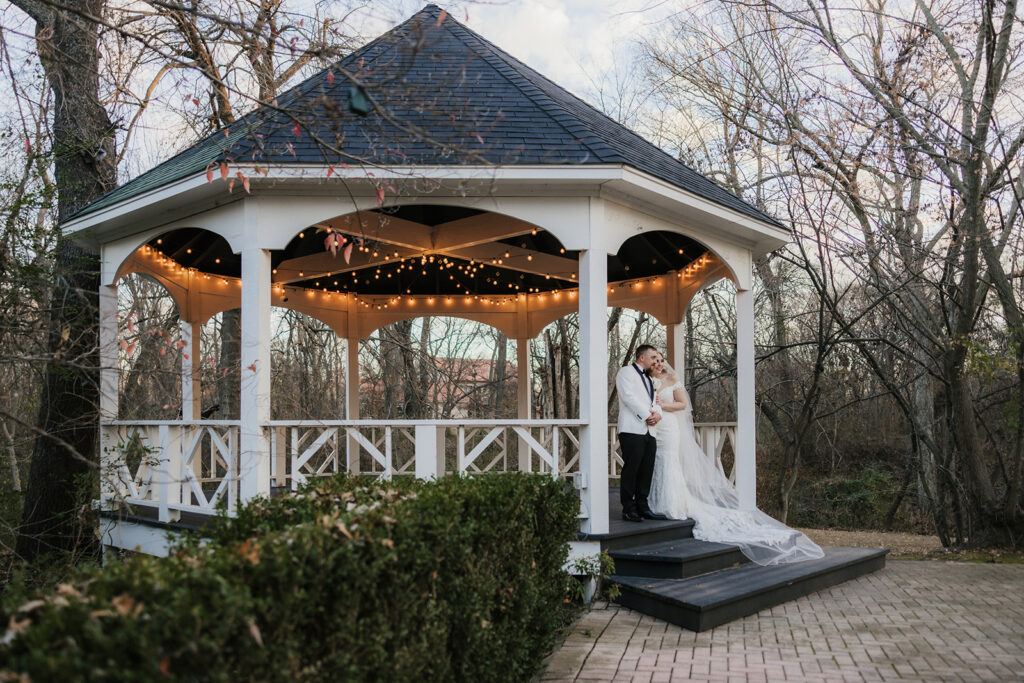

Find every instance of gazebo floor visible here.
[587,488,888,632]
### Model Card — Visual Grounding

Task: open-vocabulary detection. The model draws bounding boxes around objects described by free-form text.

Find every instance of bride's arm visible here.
[672,387,688,410]
[659,376,688,412]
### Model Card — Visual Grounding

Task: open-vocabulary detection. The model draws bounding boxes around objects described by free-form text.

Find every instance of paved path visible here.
[539,561,1024,682]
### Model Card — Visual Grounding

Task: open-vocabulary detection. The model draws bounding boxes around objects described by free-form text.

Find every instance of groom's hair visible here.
[635,344,657,360]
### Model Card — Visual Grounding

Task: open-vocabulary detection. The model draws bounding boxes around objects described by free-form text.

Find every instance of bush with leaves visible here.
[0,473,578,681]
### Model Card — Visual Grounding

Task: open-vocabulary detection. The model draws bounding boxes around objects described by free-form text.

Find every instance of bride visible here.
[647,353,824,565]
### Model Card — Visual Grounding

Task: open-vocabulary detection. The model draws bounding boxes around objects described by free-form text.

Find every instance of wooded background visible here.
[0,0,1021,567]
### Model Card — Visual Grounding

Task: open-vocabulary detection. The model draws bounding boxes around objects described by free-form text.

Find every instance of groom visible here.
[615,344,665,522]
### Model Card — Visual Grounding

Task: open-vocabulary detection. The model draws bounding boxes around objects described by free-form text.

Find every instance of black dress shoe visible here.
[640,510,667,520]
[621,511,643,522]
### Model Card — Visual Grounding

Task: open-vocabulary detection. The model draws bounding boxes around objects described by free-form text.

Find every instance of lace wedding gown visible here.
[648,381,824,566]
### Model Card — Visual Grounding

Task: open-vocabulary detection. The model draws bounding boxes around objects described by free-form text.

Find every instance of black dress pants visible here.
[618,432,656,514]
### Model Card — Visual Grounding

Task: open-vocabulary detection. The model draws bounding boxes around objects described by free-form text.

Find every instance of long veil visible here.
[661,363,824,565]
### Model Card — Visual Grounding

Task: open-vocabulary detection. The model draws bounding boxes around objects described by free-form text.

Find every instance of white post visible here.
[578,200,609,534]
[157,424,182,522]
[516,337,531,473]
[180,320,201,421]
[239,247,272,501]
[666,321,685,374]
[345,336,360,474]
[415,425,438,479]
[98,283,118,504]
[735,287,756,509]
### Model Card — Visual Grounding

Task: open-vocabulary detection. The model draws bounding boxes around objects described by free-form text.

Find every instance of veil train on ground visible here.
[657,366,824,566]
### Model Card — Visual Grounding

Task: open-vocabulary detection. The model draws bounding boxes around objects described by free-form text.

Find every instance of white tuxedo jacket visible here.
[616,364,662,435]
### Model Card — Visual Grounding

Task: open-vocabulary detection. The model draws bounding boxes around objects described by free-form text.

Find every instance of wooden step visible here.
[612,546,888,632]
[579,518,695,552]
[609,538,749,579]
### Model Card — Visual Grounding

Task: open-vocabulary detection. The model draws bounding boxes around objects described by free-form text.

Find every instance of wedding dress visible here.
[647,377,825,566]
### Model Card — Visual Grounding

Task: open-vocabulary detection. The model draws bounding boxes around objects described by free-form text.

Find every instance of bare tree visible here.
[643,0,1024,542]
[11,0,118,559]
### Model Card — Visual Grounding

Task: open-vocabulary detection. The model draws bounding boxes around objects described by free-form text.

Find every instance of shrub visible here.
[0,473,578,682]
[791,466,896,529]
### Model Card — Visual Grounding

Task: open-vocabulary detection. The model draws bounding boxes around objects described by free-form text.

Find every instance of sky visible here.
[456,0,670,93]
[372,0,674,101]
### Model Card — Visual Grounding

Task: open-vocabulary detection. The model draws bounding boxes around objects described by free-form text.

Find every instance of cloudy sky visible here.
[377,0,674,98]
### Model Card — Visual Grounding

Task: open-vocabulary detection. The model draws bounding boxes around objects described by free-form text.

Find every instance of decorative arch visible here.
[112,228,241,324]
[603,200,752,290]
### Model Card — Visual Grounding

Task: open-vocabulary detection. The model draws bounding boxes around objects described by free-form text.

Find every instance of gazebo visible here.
[67,5,788,556]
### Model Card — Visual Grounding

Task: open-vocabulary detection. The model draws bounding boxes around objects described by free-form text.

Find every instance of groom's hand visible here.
[646,412,661,425]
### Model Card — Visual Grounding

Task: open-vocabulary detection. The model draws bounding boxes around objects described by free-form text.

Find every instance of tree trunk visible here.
[490,332,507,415]
[912,350,939,510]
[557,319,574,419]
[416,317,432,418]
[216,309,241,419]
[545,330,557,418]
[15,0,118,560]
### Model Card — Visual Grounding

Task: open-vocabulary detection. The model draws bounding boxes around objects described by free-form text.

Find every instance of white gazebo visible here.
[66,5,787,556]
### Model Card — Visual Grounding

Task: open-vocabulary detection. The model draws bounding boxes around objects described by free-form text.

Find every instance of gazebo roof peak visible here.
[71,4,781,231]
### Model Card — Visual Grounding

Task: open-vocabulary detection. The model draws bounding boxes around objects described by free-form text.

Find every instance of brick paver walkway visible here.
[540,561,1024,682]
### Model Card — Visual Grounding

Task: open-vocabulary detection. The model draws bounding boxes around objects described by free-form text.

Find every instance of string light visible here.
[132,238,713,321]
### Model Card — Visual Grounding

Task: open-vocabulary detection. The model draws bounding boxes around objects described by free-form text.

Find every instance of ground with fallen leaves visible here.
[797,527,1024,562]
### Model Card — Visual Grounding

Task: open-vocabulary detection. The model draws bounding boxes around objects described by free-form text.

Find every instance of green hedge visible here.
[0,473,578,681]
[790,466,897,529]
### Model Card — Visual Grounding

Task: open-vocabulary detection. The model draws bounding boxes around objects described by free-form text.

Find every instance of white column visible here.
[239,247,272,501]
[180,320,201,421]
[516,338,531,472]
[99,284,118,421]
[99,283,119,504]
[578,201,609,534]
[345,335,360,474]
[666,321,686,373]
[735,287,756,509]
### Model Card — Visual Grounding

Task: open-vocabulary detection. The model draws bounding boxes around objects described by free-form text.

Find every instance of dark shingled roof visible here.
[74,4,780,228]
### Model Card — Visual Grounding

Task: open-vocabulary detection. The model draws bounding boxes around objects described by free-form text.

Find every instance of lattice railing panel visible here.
[179,424,238,510]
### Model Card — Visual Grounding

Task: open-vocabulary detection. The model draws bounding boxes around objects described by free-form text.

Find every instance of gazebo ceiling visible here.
[142,207,709,298]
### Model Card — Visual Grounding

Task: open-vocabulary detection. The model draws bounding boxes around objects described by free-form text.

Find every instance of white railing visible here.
[99,418,736,521]
[100,420,240,522]
[694,421,738,483]
[265,420,584,488]
[606,422,737,481]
